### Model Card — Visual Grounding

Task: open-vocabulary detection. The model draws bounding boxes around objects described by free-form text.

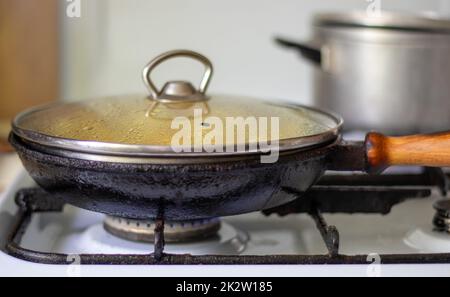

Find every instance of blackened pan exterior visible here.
[10,134,333,220]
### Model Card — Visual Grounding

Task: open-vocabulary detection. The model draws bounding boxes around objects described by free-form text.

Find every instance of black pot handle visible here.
[275,37,322,66]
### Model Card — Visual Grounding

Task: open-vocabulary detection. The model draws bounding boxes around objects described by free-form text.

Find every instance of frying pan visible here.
[9,131,450,220]
[9,50,450,221]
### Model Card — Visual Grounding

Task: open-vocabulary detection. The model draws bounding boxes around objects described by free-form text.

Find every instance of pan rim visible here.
[11,131,339,166]
[11,103,343,162]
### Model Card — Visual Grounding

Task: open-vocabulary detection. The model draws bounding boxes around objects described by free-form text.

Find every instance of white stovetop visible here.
[1,168,450,277]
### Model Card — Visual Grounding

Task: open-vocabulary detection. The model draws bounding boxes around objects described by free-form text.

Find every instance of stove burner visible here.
[433,200,450,233]
[103,216,221,243]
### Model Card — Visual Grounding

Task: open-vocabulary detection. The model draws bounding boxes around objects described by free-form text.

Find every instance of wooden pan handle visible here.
[366,131,450,173]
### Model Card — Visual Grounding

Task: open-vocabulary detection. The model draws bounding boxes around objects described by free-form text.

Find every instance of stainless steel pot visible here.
[277,12,450,133]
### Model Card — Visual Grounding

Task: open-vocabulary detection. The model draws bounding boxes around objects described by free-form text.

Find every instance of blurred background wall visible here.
[1,0,450,146]
[61,0,450,104]
[0,0,58,148]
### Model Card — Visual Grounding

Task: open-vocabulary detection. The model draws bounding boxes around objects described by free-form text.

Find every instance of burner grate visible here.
[4,168,450,265]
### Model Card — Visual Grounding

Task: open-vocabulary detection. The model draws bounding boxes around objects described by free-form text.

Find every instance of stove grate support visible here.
[153,219,165,261]
[4,169,450,265]
[309,208,340,257]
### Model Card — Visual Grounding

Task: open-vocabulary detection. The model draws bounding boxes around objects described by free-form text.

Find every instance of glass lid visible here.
[12,50,342,158]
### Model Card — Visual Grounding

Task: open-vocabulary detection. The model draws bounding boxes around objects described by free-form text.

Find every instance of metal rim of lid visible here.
[11,102,344,164]
[314,11,450,33]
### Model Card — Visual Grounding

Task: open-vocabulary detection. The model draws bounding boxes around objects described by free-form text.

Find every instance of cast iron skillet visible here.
[9,130,450,220]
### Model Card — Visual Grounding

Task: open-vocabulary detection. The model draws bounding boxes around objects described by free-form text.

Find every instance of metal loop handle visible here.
[142,50,214,99]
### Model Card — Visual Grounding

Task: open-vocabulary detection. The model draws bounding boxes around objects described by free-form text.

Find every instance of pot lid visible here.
[314,11,450,33]
[12,50,342,159]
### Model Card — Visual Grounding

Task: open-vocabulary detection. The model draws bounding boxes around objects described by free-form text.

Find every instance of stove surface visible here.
[1,170,450,277]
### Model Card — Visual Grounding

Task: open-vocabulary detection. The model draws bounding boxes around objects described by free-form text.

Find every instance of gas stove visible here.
[1,167,450,277]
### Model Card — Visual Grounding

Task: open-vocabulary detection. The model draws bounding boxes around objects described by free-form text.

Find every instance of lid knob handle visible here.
[142,50,213,103]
